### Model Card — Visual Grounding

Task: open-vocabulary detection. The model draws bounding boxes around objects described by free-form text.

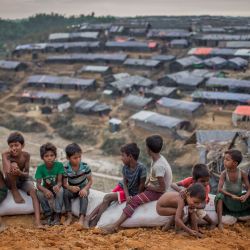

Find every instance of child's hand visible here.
[231,194,241,201]
[10,163,19,174]
[12,168,22,176]
[126,196,132,203]
[146,183,154,191]
[53,185,61,193]
[69,186,80,193]
[190,230,203,238]
[79,188,88,197]
[239,194,249,202]
[44,190,53,199]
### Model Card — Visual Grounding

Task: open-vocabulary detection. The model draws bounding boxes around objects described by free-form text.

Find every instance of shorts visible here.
[112,185,126,204]
[6,177,35,194]
[0,187,8,203]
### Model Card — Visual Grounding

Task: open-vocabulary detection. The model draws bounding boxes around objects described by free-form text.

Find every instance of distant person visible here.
[101,135,172,234]
[156,183,205,238]
[2,132,42,228]
[63,143,93,228]
[85,143,146,228]
[35,143,64,226]
[215,150,250,230]
[171,164,215,230]
[0,171,8,232]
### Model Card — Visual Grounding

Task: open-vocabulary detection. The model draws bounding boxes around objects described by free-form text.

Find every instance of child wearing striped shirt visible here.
[63,143,93,228]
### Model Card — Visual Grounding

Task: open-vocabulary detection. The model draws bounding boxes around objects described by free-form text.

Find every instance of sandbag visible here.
[0,190,34,216]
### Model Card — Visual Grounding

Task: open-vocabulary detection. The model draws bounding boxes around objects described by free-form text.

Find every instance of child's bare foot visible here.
[218,223,224,230]
[12,189,25,203]
[64,214,73,226]
[35,222,45,229]
[78,215,89,229]
[162,216,174,231]
[209,224,216,230]
[101,225,118,235]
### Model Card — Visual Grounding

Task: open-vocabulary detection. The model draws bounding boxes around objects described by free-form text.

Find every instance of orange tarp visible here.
[234,105,250,116]
[193,47,213,55]
[148,42,157,48]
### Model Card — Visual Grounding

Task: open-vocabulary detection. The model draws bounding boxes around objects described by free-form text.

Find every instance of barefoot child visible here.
[86,143,147,227]
[35,143,64,225]
[2,132,42,227]
[171,164,215,229]
[156,183,206,238]
[0,171,7,232]
[215,149,250,230]
[63,143,93,227]
[102,135,172,234]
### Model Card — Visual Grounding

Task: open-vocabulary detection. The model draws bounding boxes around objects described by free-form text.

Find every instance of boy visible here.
[35,142,64,226]
[85,143,147,227]
[156,183,205,238]
[215,150,250,230]
[0,171,7,232]
[102,135,172,234]
[171,164,214,229]
[2,132,42,228]
[63,143,93,227]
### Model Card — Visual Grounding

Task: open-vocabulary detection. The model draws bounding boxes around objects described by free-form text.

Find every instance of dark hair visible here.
[7,132,25,145]
[187,183,206,201]
[65,143,82,158]
[120,143,140,161]
[192,164,209,181]
[146,135,163,153]
[225,149,242,165]
[40,142,57,159]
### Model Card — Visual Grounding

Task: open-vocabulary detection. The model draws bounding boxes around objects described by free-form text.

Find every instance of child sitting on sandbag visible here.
[215,149,250,230]
[63,143,93,228]
[2,131,42,228]
[85,143,147,228]
[35,142,65,226]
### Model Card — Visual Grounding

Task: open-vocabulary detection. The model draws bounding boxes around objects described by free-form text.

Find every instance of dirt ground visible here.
[0,215,249,250]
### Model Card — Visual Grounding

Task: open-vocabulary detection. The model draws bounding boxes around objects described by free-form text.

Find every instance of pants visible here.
[6,176,34,194]
[37,187,63,215]
[63,188,88,216]
[123,190,162,218]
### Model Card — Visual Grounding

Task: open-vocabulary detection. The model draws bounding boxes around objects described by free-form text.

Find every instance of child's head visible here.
[146,135,163,155]
[65,143,82,167]
[7,132,25,156]
[224,149,242,170]
[186,183,206,208]
[192,164,210,187]
[120,143,140,165]
[40,143,57,167]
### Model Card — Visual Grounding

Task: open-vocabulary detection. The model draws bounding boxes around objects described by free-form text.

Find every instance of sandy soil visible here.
[0,215,249,250]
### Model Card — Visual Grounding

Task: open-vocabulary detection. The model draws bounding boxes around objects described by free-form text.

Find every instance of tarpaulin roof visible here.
[74,99,111,113]
[203,57,227,67]
[0,60,25,70]
[147,29,191,38]
[123,94,152,108]
[130,110,187,129]
[151,55,176,62]
[188,47,213,56]
[157,97,202,112]
[145,86,176,97]
[124,58,161,67]
[233,106,250,116]
[192,91,250,104]
[49,32,99,41]
[80,65,110,73]
[21,91,66,100]
[175,56,203,67]
[224,41,250,48]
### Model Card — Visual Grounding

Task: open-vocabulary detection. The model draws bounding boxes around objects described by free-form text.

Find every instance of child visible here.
[102,135,172,234]
[63,143,93,227]
[2,132,42,228]
[156,183,205,238]
[171,164,214,229]
[215,149,250,230]
[85,143,147,227]
[0,171,7,232]
[35,142,64,225]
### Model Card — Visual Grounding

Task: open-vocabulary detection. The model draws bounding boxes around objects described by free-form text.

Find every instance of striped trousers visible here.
[123,190,162,217]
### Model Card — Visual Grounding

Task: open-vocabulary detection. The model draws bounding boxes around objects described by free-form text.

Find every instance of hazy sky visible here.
[1,0,250,19]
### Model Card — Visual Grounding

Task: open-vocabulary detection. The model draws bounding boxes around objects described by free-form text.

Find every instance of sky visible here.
[1,0,250,19]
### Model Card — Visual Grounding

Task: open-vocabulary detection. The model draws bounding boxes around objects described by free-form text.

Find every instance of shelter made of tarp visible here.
[205,77,250,93]
[123,58,161,68]
[79,65,111,74]
[233,106,250,116]
[192,90,250,104]
[195,34,250,41]
[123,94,153,110]
[203,57,228,69]
[27,75,95,90]
[130,110,191,133]
[223,41,250,48]
[170,39,189,48]
[49,32,100,42]
[80,23,111,32]
[172,56,203,67]
[227,57,248,69]
[105,41,158,51]
[151,55,176,62]
[0,60,27,70]
[147,29,191,39]
[46,53,127,64]
[74,99,111,114]
[145,86,177,99]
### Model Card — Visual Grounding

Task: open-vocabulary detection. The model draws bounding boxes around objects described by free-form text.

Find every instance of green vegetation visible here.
[0,13,115,57]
